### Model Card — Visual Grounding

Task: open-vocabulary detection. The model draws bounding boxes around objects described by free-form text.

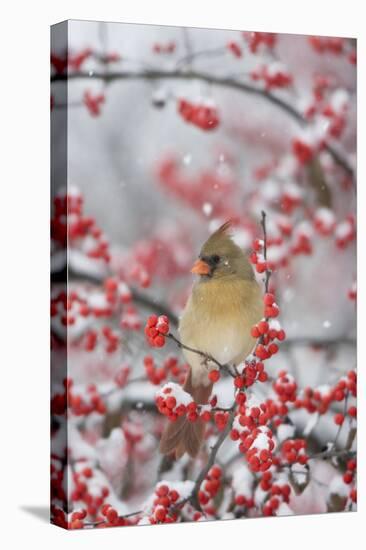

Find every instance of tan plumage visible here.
[159,221,263,459]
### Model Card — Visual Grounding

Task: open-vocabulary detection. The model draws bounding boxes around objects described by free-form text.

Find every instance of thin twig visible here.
[307,448,356,461]
[167,332,235,377]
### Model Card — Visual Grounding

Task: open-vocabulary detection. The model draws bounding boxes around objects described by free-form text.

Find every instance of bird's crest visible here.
[211,219,233,238]
[200,219,237,257]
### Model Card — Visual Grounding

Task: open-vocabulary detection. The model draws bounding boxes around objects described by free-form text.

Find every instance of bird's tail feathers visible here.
[159,368,213,459]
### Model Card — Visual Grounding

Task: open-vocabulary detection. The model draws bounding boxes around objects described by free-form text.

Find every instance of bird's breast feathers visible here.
[179,278,263,369]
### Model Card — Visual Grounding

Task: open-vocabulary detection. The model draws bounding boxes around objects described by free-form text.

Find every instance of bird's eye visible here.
[211,254,220,264]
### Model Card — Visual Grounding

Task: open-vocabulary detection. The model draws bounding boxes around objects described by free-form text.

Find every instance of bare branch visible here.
[51,69,353,178]
[166,332,235,377]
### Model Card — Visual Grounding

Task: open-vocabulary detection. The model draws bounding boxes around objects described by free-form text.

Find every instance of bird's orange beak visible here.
[191,259,211,275]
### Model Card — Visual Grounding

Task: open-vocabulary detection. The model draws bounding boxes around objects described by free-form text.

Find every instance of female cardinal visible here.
[159,221,263,458]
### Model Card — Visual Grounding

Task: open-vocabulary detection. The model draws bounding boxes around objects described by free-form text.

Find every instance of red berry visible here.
[264,293,275,306]
[343,472,353,484]
[106,508,118,523]
[155,507,167,522]
[258,321,269,335]
[334,413,344,426]
[208,370,220,383]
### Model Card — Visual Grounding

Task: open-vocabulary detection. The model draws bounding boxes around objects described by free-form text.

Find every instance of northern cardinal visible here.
[159,221,263,458]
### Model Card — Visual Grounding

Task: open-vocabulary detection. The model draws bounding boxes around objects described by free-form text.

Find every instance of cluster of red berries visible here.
[68,48,92,71]
[82,325,121,353]
[149,484,180,524]
[51,189,81,245]
[335,216,356,249]
[52,288,128,335]
[114,364,131,388]
[243,32,277,53]
[87,297,114,318]
[128,262,151,288]
[69,508,87,529]
[291,222,313,255]
[213,410,230,431]
[343,460,357,508]
[252,319,285,361]
[177,99,220,131]
[104,277,132,305]
[143,356,163,385]
[122,419,144,448]
[326,112,346,140]
[251,318,284,341]
[245,427,275,473]
[51,188,110,262]
[343,458,356,486]
[348,281,357,301]
[52,48,121,77]
[71,467,109,513]
[231,399,275,472]
[120,304,141,330]
[198,465,222,509]
[234,493,255,508]
[273,371,298,404]
[157,156,235,220]
[250,293,282,360]
[279,187,303,215]
[250,64,292,91]
[51,48,92,75]
[67,379,107,416]
[313,207,336,235]
[152,42,176,54]
[51,291,84,327]
[262,478,292,516]
[120,225,193,286]
[50,52,68,74]
[263,397,290,423]
[281,439,308,465]
[51,391,67,416]
[144,355,187,385]
[155,383,210,423]
[294,370,356,416]
[308,36,345,56]
[234,359,268,388]
[60,281,132,337]
[69,501,134,529]
[83,330,98,351]
[84,90,106,117]
[145,315,170,347]
[249,238,267,273]
[227,41,242,58]
[334,401,357,426]
[303,77,349,137]
[292,138,314,165]
[99,504,121,526]
[101,325,120,353]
